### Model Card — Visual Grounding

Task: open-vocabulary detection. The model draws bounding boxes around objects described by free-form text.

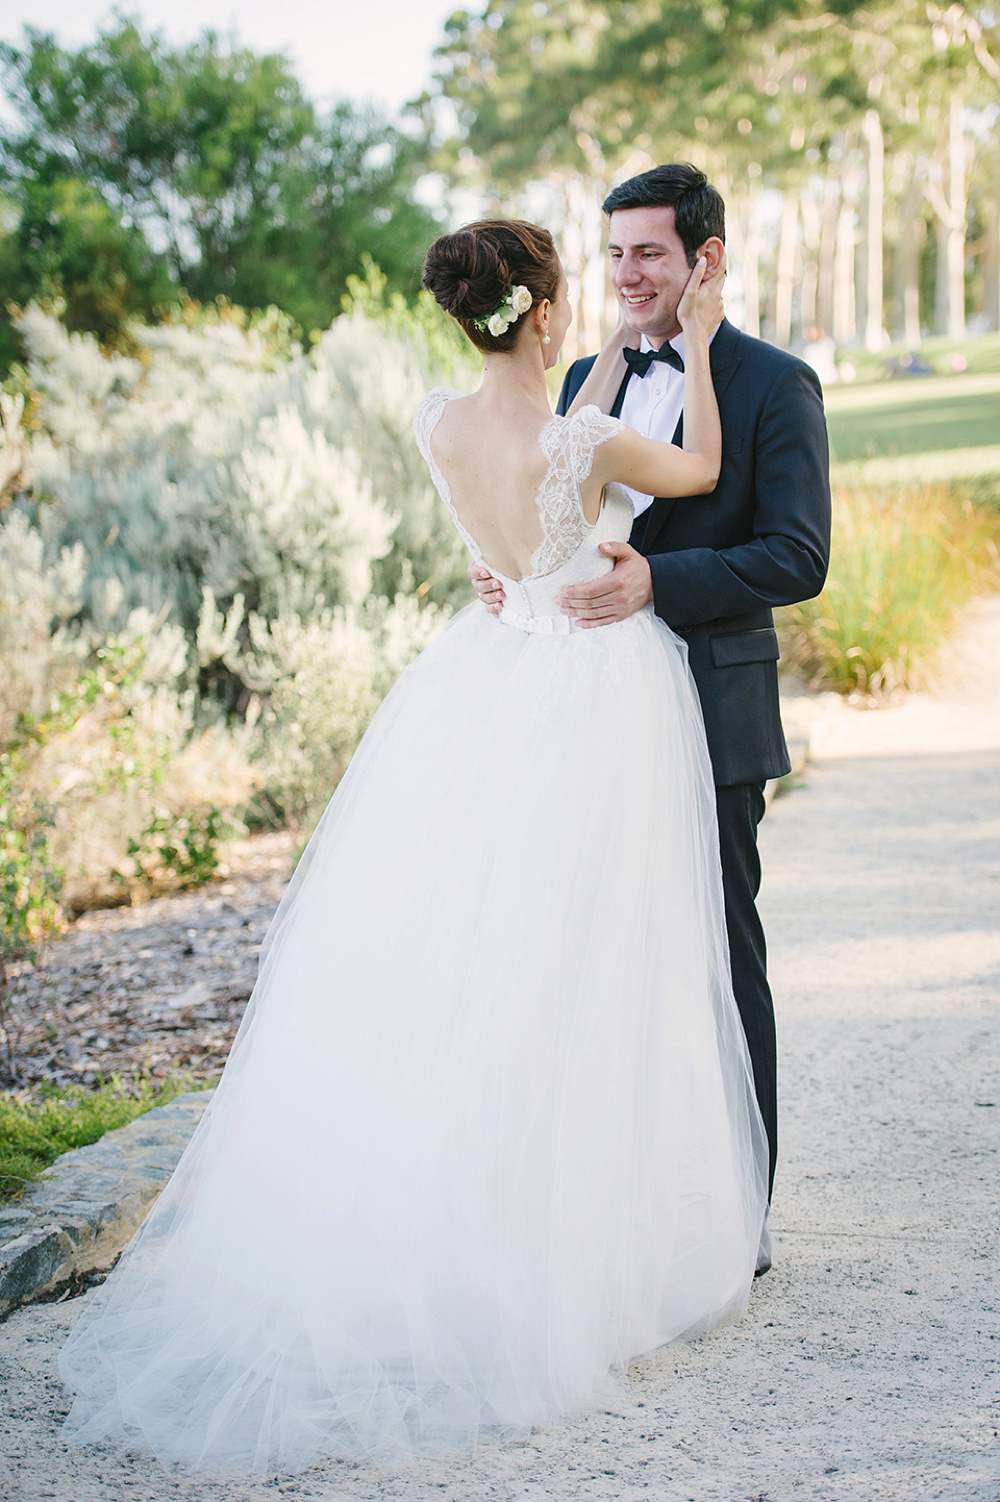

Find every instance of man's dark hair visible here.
[602,164,725,265]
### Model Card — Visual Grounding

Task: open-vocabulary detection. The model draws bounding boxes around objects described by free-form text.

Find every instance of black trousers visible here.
[715,781,777,1199]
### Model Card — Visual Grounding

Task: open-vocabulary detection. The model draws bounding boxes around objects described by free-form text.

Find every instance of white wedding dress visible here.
[60,391,768,1475]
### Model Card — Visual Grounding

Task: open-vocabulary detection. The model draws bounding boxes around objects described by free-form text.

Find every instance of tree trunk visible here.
[935,212,950,336]
[774,189,799,348]
[861,108,885,352]
[561,174,589,357]
[556,171,609,357]
[987,134,1000,331]
[934,95,968,339]
[799,181,821,333]
[946,94,967,339]
[816,155,840,338]
[745,200,762,339]
[833,147,859,346]
[729,189,761,338]
[893,157,923,346]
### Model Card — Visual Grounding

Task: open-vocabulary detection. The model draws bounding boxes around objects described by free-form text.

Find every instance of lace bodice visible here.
[414,387,635,632]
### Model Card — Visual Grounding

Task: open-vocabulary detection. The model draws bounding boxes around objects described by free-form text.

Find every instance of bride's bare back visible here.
[416,390,625,587]
[426,392,609,581]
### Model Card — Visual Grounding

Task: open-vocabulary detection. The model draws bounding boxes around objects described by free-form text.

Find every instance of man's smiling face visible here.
[608,205,696,347]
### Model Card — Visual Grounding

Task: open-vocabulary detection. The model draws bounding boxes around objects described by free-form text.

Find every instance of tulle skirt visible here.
[60,602,768,1474]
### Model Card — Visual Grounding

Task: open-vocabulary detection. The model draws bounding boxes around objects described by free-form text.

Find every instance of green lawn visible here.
[837,329,1000,384]
[824,370,1000,485]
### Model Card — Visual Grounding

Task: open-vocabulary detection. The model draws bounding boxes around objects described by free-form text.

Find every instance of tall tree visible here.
[0,19,440,361]
[425,0,1000,346]
[0,176,174,367]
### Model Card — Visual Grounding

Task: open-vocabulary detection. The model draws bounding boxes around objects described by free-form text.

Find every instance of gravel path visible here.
[1,603,998,1502]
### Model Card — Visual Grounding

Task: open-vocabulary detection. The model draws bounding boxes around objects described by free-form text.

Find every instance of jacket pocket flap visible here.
[710,628,780,668]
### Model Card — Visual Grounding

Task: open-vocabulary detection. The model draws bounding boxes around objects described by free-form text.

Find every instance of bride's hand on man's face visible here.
[677,250,726,336]
[611,316,641,351]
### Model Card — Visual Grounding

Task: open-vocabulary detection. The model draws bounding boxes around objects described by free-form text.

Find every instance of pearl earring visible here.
[543,334,551,345]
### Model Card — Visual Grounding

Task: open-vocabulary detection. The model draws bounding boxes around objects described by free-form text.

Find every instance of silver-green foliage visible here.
[6,300,477,881]
[20,305,471,636]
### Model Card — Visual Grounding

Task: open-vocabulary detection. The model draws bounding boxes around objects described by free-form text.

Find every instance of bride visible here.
[59,219,768,1476]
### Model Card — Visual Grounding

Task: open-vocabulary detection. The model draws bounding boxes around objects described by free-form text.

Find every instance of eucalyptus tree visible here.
[425,0,857,345]
[426,0,999,346]
[420,1,629,351]
[0,176,175,368]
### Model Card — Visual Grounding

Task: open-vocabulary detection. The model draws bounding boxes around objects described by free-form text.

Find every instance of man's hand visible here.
[556,542,652,627]
[468,561,505,614]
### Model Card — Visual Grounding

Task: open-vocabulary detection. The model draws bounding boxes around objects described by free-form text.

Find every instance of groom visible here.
[472,165,831,1231]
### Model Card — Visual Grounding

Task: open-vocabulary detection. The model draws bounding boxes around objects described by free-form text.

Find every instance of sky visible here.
[0,0,461,117]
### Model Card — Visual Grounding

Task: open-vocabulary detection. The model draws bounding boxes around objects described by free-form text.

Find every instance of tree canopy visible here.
[420,0,1000,347]
[0,18,441,365]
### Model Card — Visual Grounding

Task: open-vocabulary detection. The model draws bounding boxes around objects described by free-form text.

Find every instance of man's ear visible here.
[698,237,726,277]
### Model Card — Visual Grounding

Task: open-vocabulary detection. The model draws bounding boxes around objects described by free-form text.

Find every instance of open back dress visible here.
[59,392,768,1474]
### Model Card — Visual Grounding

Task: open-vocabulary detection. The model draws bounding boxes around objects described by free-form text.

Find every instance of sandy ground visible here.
[1,602,998,1502]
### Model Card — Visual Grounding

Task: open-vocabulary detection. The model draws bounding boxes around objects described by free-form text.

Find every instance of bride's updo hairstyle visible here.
[422,220,560,354]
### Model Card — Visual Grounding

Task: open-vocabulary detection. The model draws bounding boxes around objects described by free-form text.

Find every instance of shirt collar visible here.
[639,322,721,358]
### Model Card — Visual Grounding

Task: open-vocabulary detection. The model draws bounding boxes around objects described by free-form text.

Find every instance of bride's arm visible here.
[591,255,724,497]
[566,322,638,416]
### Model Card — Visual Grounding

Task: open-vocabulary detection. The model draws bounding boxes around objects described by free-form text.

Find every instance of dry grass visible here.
[778,482,999,696]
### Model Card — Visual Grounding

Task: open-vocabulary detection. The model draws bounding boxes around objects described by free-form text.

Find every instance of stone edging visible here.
[0,1091,214,1318]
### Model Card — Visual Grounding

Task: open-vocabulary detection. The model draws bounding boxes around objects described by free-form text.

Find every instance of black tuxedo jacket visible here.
[557,319,831,787]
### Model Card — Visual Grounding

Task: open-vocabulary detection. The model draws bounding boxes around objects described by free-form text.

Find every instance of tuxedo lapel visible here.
[630,409,681,549]
[611,369,632,418]
[640,320,741,556]
[639,415,683,548]
[705,320,742,405]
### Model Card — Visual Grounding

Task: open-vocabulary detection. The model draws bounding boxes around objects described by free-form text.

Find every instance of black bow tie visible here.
[622,344,684,377]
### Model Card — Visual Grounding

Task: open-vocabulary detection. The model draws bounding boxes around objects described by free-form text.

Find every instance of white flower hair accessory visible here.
[474,283,533,336]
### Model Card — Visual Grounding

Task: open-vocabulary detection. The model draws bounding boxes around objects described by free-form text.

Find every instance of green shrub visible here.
[234,589,447,831]
[778,481,999,695]
[0,297,472,906]
[12,620,256,913]
[0,757,63,1081]
[113,806,226,895]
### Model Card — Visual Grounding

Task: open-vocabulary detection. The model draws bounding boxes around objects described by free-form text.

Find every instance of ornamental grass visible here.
[778,479,999,696]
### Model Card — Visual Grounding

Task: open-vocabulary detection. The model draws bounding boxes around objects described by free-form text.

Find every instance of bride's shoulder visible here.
[413,386,466,450]
[561,404,625,430]
[414,386,465,417]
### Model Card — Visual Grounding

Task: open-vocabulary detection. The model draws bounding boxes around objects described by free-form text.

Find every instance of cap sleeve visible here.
[566,406,626,485]
[412,387,459,464]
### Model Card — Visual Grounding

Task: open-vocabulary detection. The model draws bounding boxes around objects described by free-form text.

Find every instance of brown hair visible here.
[422,219,561,353]
[603,164,725,267]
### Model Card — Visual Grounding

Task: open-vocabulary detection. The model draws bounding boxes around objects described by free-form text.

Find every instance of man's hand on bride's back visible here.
[468,561,505,614]
[467,551,651,626]
[556,542,652,627]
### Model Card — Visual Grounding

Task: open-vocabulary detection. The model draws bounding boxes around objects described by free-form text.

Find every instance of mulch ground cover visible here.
[2,833,295,1094]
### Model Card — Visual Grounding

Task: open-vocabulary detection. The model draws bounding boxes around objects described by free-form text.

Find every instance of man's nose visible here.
[614,256,638,287]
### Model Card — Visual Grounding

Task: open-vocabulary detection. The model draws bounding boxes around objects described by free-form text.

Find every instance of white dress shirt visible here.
[617,325,719,518]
